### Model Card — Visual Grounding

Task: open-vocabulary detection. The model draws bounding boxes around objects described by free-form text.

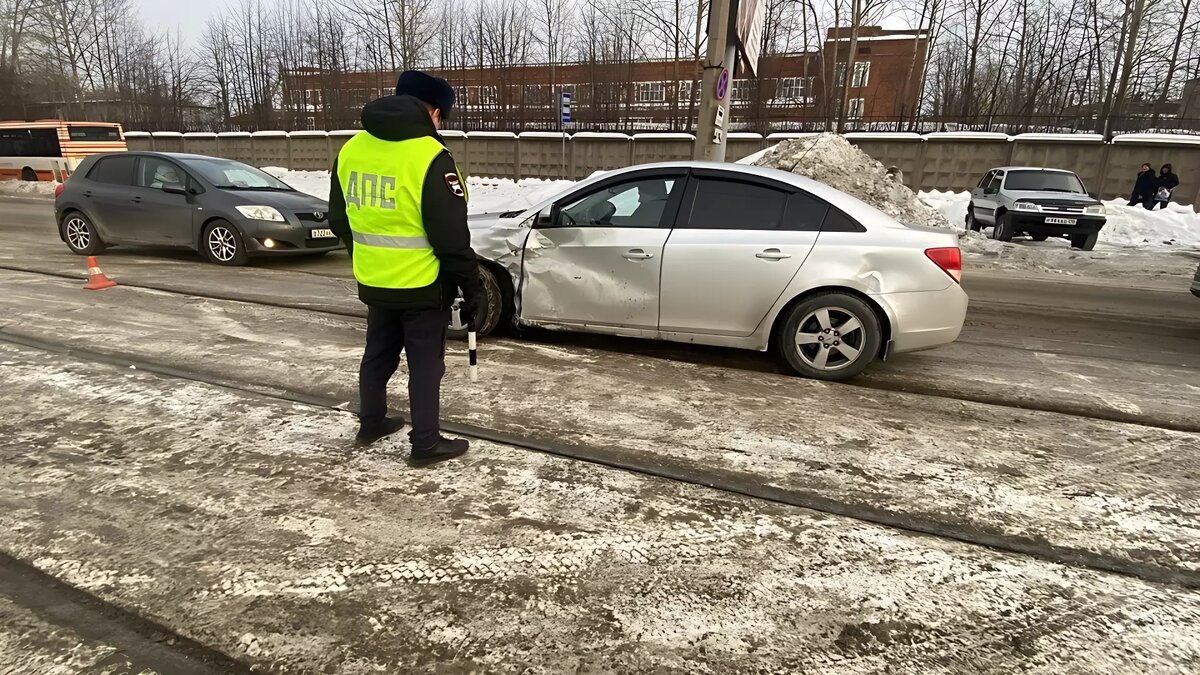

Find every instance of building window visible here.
[776,77,816,105]
[848,98,865,120]
[852,62,870,88]
[677,80,696,104]
[636,81,665,104]
[834,63,846,87]
[731,79,752,102]
[481,86,498,106]
[523,85,546,106]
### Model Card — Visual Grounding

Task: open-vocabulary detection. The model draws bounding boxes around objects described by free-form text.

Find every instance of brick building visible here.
[279,26,927,133]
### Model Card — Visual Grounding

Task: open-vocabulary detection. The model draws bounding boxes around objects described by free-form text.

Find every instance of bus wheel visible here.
[20,167,37,182]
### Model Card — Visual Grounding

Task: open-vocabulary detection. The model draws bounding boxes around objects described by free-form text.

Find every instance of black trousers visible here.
[359,306,450,449]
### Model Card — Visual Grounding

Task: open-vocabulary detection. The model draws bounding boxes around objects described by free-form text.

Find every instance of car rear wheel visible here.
[992,213,1014,242]
[1070,231,1099,251]
[62,212,105,256]
[779,292,882,381]
[448,264,504,340]
[201,220,249,266]
[1031,233,1049,242]
[965,210,982,232]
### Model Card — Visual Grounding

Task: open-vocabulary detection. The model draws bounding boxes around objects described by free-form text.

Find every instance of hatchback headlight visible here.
[1085,205,1106,215]
[235,205,286,222]
[1013,201,1040,212]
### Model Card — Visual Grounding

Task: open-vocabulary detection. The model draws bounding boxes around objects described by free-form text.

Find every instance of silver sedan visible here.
[458,162,968,381]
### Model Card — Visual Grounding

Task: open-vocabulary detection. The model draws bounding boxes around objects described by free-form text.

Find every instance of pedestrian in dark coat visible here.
[1149,164,1180,211]
[1130,163,1156,207]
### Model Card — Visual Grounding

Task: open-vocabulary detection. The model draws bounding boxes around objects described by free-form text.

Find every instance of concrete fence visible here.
[124,130,1200,205]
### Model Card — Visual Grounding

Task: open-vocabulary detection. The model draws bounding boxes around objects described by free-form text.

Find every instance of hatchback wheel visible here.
[449,265,505,340]
[202,220,248,266]
[779,292,882,381]
[62,212,105,256]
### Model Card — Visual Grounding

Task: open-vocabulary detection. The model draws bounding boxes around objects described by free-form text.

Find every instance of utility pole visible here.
[693,0,738,161]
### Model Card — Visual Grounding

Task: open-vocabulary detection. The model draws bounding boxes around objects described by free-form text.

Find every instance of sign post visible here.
[694,0,736,162]
[560,91,572,178]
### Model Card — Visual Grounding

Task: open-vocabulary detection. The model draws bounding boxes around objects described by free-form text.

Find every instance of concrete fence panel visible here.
[182,132,219,157]
[845,133,924,190]
[290,131,331,171]
[632,133,696,165]
[919,133,1012,193]
[328,131,360,164]
[252,131,289,168]
[1106,134,1200,205]
[466,132,518,178]
[217,132,254,164]
[150,132,184,153]
[518,132,571,180]
[1009,134,1107,195]
[572,133,634,180]
[124,131,152,151]
[726,133,765,162]
[439,131,469,177]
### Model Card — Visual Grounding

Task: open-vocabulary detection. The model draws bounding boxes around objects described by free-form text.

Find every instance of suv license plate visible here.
[310,228,335,238]
[1044,217,1076,225]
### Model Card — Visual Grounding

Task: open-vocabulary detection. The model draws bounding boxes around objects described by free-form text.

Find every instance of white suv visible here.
[967,167,1107,250]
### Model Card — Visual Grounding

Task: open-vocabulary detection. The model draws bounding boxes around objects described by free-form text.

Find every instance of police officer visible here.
[328,70,481,467]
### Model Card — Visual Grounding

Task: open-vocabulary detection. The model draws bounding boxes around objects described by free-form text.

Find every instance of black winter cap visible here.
[395,70,455,119]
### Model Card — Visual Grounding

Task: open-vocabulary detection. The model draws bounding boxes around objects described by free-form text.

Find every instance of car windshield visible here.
[1004,170,1086,194]
[185,158,294,191]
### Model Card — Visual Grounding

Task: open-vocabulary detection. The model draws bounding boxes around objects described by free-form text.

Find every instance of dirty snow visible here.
[260,167,572,216]
[0,180,56,197]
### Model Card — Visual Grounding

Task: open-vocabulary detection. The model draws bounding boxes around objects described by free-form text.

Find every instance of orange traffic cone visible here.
[83,256,117,290]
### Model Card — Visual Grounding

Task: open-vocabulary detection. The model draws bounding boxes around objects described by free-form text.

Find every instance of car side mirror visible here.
[536,204,555,228]
[162,182,187,195]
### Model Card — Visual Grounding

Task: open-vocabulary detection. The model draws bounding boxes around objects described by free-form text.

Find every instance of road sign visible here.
[735,0,766,76]
[715,68,730,101]
[561,92,573,124]
[715,104,726,129]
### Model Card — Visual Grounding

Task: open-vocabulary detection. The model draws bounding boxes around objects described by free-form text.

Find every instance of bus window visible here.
[69,126,122,142]
[0,129,62,157]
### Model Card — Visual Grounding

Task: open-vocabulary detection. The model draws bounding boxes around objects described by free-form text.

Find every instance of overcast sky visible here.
[135,0,216,40]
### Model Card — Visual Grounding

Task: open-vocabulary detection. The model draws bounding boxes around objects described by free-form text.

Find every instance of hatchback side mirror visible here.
[162,182,187,195]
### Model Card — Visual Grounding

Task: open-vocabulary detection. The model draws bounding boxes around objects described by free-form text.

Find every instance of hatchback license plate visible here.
[1044,217,1076,225]
[310,228,335,238]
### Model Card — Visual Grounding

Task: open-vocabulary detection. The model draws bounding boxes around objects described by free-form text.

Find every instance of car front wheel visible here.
[449,264,505,340]
[62,212,105,256]
[779,292,882,381]
[201,220,249,266]
[992,213,1014,242]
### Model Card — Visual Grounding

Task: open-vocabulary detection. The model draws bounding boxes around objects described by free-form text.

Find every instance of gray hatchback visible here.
[55,152,341,265]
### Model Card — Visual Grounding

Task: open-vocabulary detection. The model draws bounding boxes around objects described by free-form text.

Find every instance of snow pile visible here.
[0,180,58,197]
[261,166,572,215]
[916,190,1200,250]
[750,134,950,229]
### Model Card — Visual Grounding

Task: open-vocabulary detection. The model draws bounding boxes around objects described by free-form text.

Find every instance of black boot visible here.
[355,416,406,445]
[408,437,469,468]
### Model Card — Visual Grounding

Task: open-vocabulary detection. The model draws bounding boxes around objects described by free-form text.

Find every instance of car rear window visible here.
[781,191,830,232]
[88,155,136,185]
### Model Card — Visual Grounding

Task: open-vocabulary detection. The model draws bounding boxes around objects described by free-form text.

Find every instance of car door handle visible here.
[82,191,93,198]
[131,197,142,203]
[622,249,654,260]
[756,249,792,260]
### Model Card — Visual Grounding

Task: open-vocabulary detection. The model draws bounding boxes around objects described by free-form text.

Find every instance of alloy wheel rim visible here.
[65,218,90,250]
[794,306,866,371]
[208,226,237,262]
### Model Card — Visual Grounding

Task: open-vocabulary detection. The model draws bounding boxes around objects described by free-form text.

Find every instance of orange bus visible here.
[0,120,126,182]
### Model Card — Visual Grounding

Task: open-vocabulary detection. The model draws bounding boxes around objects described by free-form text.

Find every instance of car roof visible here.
[988,166,1076,173]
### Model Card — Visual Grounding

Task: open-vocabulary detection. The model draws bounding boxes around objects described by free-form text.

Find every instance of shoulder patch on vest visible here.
[444,173,465,198]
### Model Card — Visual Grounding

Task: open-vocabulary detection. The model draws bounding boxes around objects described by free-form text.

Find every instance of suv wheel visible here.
[1070,231,1099,251]
[992,214,1014,242]
[62,212,106,256]
[201,220,249,266]
[779,292,882,381]
[965,210,982,232]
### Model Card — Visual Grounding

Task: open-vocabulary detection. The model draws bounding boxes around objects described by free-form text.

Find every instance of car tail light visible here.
[925,247,962,283]
[54,183,65,198]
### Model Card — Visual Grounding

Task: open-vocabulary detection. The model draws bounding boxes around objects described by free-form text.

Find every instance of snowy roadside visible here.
[0,180,56,197]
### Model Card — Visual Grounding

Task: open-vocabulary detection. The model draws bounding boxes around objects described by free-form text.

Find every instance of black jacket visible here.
[1158,171,1180,194]
[328,94,481,311]
[1131,169,1157,199]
